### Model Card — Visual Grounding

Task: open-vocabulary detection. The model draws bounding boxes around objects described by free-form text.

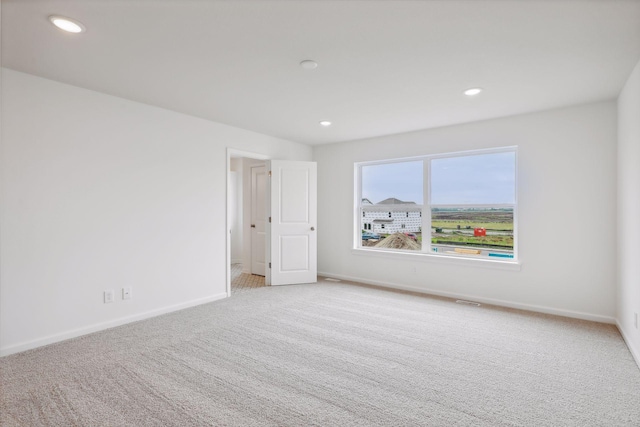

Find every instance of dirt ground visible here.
[362,233,420,250]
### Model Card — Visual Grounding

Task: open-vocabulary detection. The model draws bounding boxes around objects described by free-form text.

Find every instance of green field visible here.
[430,220,513,231]
[431,209,513,231]
[430,209,513,248]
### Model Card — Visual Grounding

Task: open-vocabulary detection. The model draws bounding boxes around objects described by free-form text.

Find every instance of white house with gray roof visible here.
[362,198,422,234]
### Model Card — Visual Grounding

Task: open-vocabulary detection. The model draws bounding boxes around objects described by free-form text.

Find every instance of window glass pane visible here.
[431,208,514,258]
[431,152,515,204]
[361,161,423,251]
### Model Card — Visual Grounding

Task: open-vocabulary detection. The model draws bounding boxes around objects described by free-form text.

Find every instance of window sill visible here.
[351,247,522,271]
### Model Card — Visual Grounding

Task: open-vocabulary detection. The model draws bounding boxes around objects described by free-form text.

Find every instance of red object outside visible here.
[473,228,486,237]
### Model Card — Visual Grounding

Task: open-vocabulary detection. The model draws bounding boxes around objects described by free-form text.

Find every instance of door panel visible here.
[251,165,266,276]
[280,235,309,271]
[270,160,317,285]
[280,169,310,222]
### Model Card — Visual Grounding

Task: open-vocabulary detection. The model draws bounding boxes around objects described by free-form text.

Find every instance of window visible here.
[360,160,423,251]
[356,147,517,261]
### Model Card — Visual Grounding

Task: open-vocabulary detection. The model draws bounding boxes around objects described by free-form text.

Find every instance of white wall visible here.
[0,69,311,355]
[617,59,640,365]
[314,101,617,322]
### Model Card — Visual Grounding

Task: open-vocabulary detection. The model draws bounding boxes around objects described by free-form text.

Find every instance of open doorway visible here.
[227,151,318,294]
[227,150,270,296]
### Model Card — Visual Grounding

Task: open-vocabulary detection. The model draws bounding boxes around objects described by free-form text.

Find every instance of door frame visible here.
[226,149,270,297]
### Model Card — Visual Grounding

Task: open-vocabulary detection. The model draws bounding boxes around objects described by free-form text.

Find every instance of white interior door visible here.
[269,160,317,285]
[251,165,267,276]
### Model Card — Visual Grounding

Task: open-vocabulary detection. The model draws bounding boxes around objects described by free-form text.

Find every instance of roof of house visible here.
[377,198,416,205]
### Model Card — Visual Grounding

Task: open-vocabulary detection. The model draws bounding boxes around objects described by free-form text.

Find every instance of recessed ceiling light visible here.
[319,121,332,127]
[464,88,483,96]
[300,60,318,70]
[49,15,86,33]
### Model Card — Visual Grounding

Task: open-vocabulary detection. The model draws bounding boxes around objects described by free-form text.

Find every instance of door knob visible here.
[311,227,315,231]
[251,224,256,228]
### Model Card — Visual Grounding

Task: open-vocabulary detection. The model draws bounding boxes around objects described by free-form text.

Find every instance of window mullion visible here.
[423,158,431,253]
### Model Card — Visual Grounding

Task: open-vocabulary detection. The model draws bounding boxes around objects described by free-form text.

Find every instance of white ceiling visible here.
[3,0,640,145]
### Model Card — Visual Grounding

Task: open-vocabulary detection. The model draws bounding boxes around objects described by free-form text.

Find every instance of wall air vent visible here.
[455,300,481,307]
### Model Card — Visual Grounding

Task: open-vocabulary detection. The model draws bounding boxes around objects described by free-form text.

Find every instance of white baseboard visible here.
[318,271,616,325]
[0,293,228,357]
[231,259,243,265]
[616,320,640,371]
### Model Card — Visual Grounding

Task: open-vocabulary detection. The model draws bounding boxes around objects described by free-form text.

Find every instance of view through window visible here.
[361,161,423,251]
[357,148,517,260]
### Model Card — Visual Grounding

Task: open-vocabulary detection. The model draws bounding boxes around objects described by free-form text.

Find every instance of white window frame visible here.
[354,146,518,266]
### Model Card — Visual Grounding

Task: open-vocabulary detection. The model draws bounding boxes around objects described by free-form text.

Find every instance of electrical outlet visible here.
[104,290,114,304]
[122,287,132,300]
[634,312,638,329]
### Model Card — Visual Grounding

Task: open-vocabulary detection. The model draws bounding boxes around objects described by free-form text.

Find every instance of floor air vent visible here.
[455,300,481,307]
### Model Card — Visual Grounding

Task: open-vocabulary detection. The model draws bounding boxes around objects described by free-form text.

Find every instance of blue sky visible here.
[362,161,423,204]
[362,152,515,205]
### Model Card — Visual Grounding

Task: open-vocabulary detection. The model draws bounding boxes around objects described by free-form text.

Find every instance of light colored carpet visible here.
[1,278,639,426]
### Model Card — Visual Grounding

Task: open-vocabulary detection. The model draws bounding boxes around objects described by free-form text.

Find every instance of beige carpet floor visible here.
[1,278,639,426]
